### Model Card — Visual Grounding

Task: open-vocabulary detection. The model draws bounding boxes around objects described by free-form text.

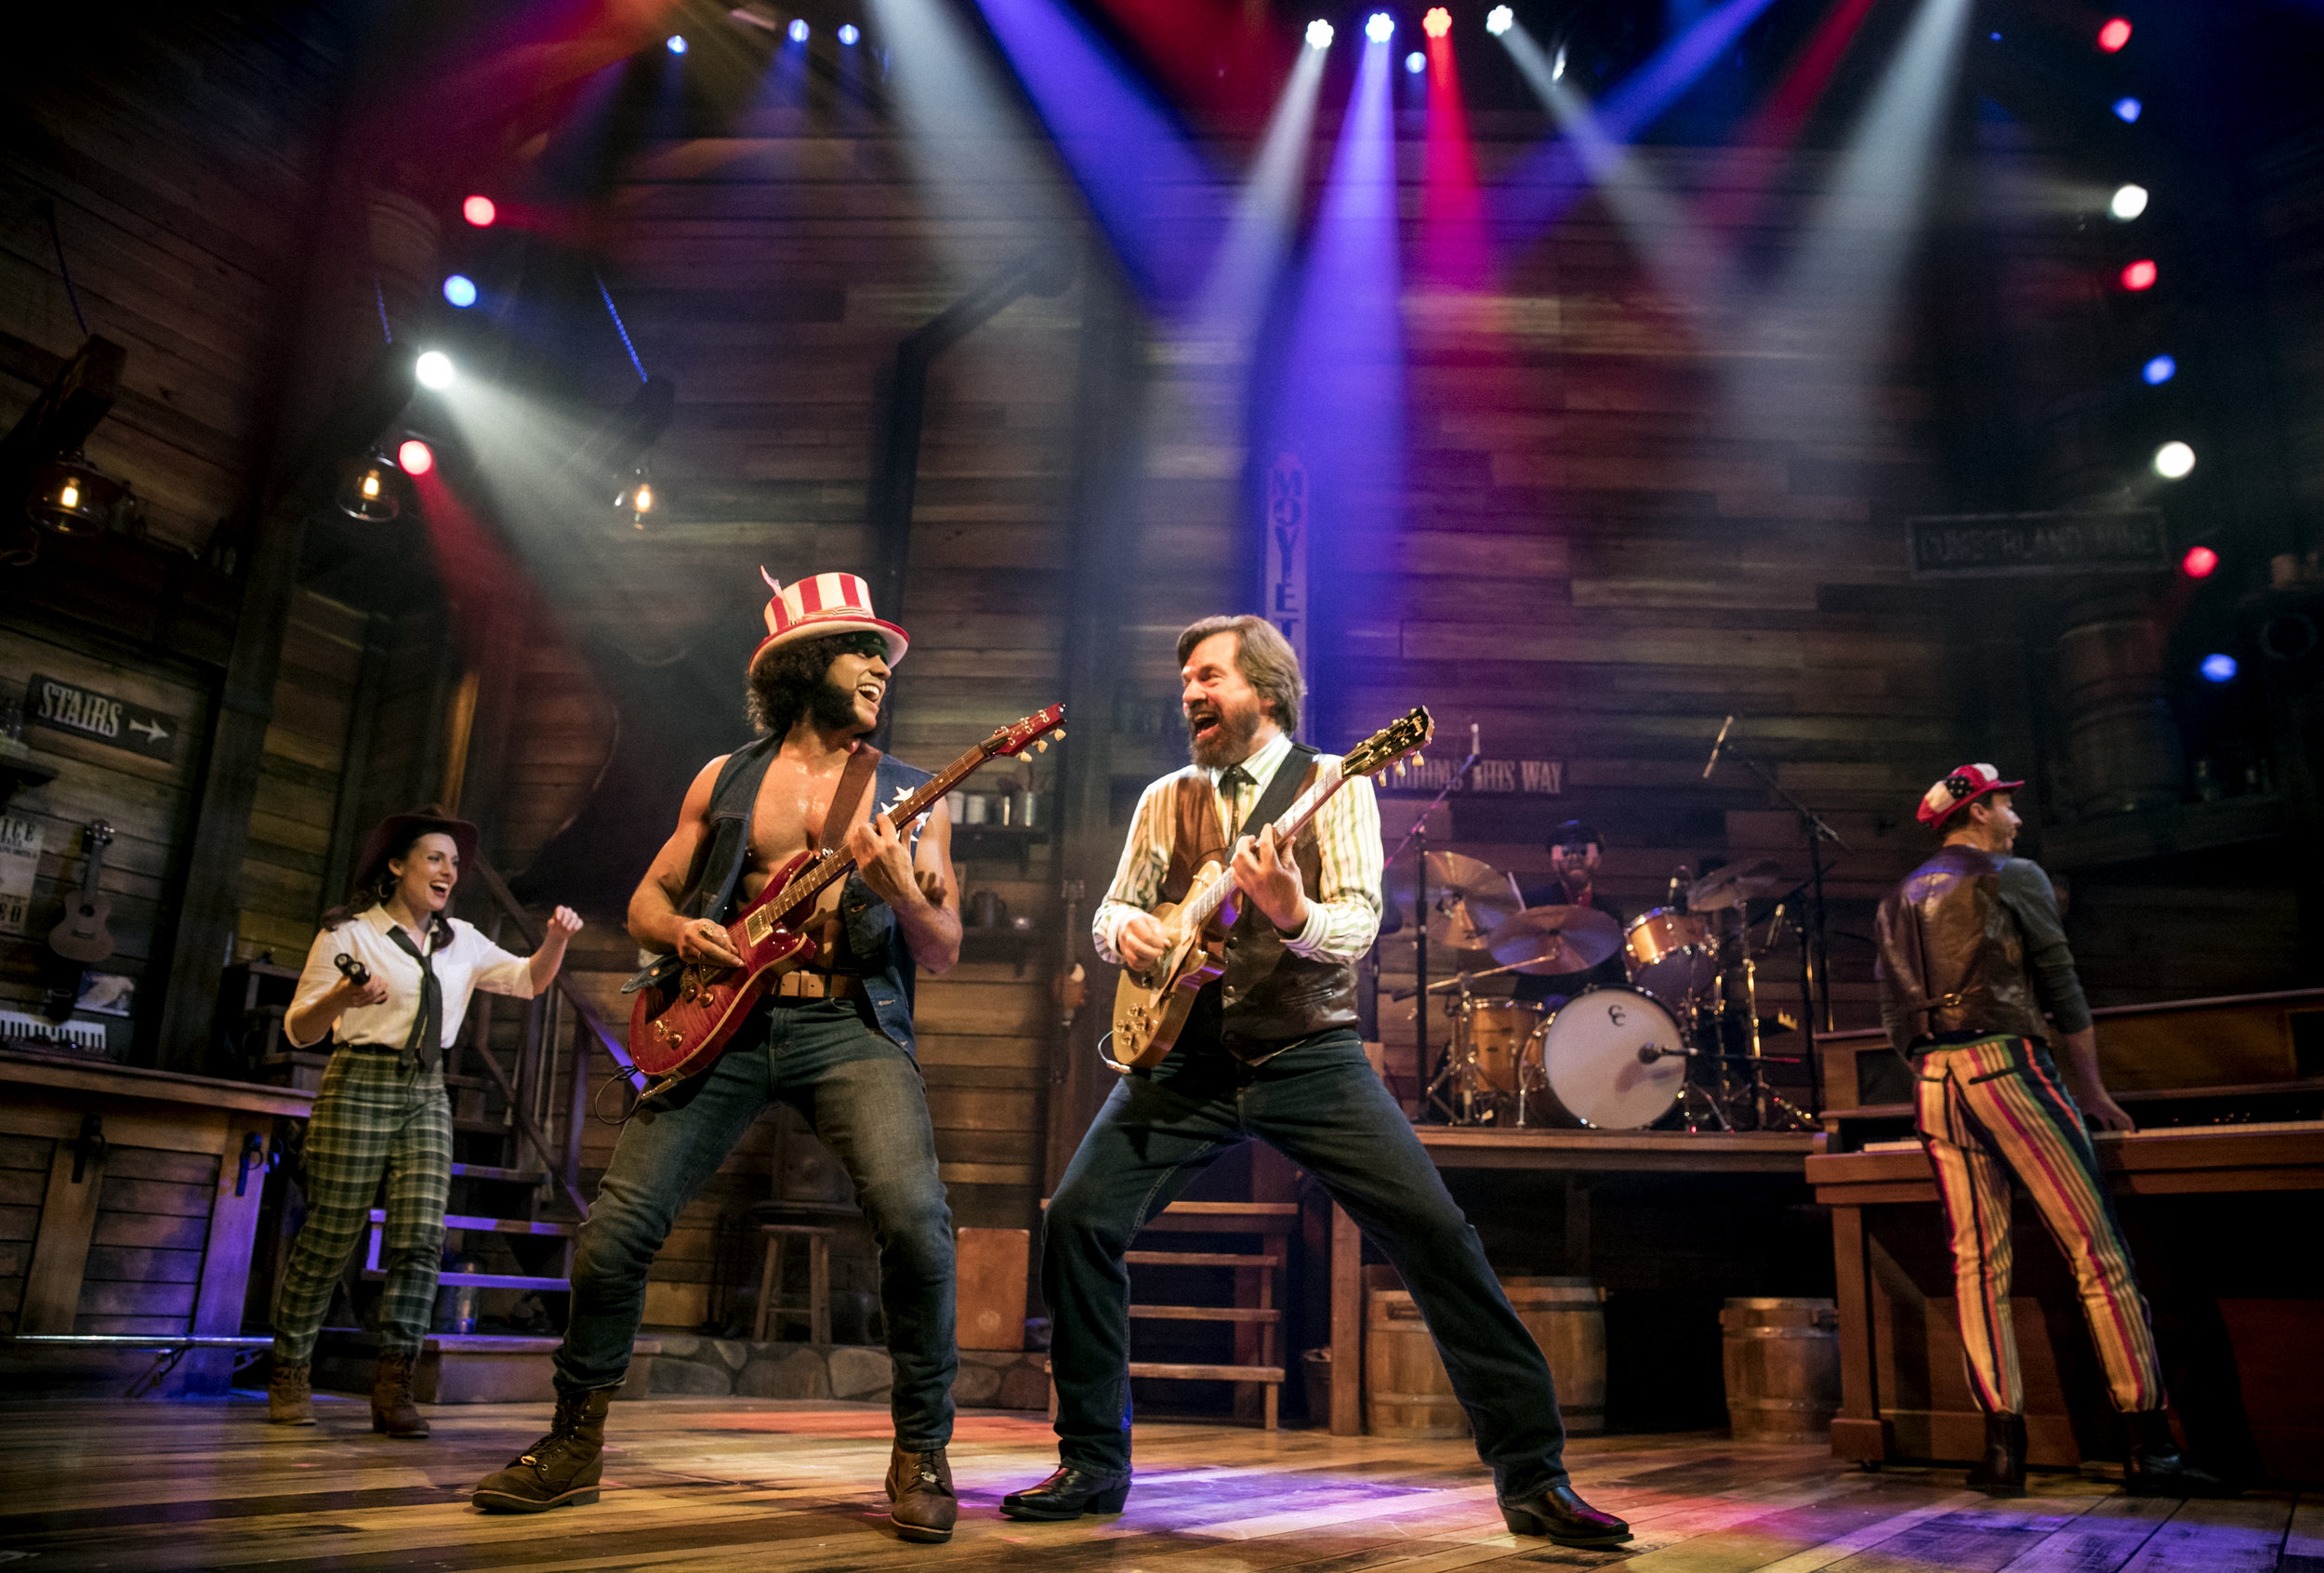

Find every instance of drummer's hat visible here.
[1917,763,2024,828]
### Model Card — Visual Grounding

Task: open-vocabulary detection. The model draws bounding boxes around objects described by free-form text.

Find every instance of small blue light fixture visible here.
[2113,96,2142,124]
[1987,30,2002,42]
[838,22,860,44]
[442,273,478,309]
[2143,354,2177,387]
[1406,49,1424,73]
[2200,654,2238,684]
[666,33,687,54]
[788,18,809,41]
[1367,11,1394,43]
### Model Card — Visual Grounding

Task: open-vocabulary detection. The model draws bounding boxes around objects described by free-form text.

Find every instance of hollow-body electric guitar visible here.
[1104,707,1433,1073]
[627,705,1064,1092]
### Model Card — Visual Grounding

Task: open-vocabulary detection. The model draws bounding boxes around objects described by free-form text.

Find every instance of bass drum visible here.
[1534,986,1687,1130]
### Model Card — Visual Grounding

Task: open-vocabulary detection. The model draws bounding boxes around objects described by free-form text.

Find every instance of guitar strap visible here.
[812,744,883,853]
[1167,747,1319,898]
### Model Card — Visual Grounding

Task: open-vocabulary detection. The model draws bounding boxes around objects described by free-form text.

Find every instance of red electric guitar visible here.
[627,704,1064,1091]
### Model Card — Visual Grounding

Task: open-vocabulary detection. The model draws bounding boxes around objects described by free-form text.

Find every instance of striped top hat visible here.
[749,568,910,675]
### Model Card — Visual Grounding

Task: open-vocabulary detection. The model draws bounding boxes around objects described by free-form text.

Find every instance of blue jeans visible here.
[1043,1028,1569,1501]
[554,999,957,1449]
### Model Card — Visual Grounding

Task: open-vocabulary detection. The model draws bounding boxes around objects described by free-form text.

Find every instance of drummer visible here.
[1512,821,1626,1010]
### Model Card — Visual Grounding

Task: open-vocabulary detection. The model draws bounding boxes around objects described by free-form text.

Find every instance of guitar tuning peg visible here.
[1052,729,1066,740]
[1034,740,1049,753]
[1412,753,1425,767]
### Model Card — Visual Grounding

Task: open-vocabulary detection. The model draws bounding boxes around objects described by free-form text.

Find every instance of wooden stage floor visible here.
[0,1396,2315,1572]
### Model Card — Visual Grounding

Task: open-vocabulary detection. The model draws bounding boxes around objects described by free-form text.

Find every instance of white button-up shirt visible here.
[288,906,535,1050]
[1094,728,1383,966]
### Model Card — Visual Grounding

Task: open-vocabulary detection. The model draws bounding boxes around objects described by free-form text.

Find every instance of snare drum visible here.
[1454,998,1547,1094]
[1532,986,1686,1130]
[1622,908,1717,999]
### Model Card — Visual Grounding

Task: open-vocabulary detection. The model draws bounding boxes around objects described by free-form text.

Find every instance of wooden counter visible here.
[0,1047,313,1395]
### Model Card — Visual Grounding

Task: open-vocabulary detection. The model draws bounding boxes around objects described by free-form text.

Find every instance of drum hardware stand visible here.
[1383,727,1482,1124]
[1702,726,1847,1117]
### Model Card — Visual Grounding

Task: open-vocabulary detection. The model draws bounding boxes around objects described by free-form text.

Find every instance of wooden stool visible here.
[754,1223,837,1343]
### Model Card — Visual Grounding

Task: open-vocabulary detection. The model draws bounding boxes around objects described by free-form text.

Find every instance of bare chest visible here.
[741,751,871,905]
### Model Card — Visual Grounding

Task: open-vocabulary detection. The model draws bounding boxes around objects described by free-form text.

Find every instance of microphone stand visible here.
[1704,731,1846,1117]
[1384,737,1481,1123]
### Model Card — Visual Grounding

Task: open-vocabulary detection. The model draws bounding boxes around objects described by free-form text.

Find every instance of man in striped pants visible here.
[1875,764,2225,1498]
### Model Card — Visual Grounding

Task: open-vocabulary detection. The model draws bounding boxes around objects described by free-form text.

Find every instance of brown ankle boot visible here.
[269,1361,314,1426]
[472,1388,614,1513]
[371,1349,429,1438]
[886,1443,957,1543]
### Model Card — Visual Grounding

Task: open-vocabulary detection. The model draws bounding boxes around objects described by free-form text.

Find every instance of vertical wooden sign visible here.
[1264,452,1310,739]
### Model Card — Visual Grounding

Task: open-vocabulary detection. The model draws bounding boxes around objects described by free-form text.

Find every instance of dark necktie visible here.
[1220,763,1255,836]
[388,926,443,1073]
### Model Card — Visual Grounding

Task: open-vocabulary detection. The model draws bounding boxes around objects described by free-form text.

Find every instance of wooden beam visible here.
[0,333,126,479]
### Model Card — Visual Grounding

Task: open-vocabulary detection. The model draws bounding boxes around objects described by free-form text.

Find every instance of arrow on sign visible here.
[129,719,168,744]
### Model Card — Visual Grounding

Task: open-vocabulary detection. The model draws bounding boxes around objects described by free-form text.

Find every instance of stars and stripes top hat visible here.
[1918,762,2025,827]
[748,568,910,674]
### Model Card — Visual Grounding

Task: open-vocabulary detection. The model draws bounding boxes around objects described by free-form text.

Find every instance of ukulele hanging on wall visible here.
[48,821,116,965]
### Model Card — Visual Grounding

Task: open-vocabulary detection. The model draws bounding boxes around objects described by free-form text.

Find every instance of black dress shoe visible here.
[1000,1464,1132,1521]
[2122,1409,2237,1498]
[1966,1411,2027,1497]
[1500,1483,1631,1546]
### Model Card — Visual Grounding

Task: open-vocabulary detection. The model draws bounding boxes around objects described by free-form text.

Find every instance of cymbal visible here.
[1384,852,1522,948]
[1686,856,1785,912]
[1484,905,1623,976]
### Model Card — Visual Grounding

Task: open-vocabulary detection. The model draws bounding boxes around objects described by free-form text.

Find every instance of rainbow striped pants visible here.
[1914,1035,2164,1416]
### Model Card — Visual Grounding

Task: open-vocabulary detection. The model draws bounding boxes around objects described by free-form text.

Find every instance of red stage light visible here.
[397,439,435,476]
[2120,258,2158,291]
[2181,545,2219,579]
[1422,7,1451,38]
[462,194,496,228]
[2096,17,2131,52]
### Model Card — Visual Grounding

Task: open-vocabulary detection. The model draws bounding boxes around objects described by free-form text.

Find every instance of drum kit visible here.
[1390,852,1814,1132]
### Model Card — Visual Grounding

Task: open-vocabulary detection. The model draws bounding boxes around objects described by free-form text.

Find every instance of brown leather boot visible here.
[269,1361,314,1426]
[886,1443,957,1543]
[371,1349,429,1438]
[472,1388,614,1513]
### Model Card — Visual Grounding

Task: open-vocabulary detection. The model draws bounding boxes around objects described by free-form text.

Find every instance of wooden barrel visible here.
[1504,1276,1607,1434]
[1364,1277,1606,1439]
[1720,1297,1840,1440]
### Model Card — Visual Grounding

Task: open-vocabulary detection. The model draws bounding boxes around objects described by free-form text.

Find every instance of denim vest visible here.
[624,736,931,1055]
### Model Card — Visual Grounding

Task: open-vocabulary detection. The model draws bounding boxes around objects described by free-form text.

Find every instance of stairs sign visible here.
[25,673,180,762]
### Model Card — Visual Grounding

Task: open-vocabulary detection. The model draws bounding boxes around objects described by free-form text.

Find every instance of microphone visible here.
[1702,714,1735,780]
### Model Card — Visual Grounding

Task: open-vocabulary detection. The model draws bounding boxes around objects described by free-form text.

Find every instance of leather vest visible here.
[1164,758,1358,1056]
[1874,843,2049,1048]
[623,735,930,1054]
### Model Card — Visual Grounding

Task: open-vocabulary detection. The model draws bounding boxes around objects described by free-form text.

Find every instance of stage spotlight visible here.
[415,350,456,390]
[1406,50,1424,73]
[1552,43,1566,80]
[397,439,435,476]
[787,18,808,41]
[462,194,496,228]
[667,33,688,53]
[2120,258,2157,291]
[2113,96,2142,123]
[337,454,401,523]
[2153,441,2196,479]
[2143,354,2177,386]
[2181,545,2219,579]
[2096,17,2131,52]
[2109,183,2149,220]
[1307,18,1334,47]
[2200,653,2238,683]
[1422,7,1451,37]
[838,22,859,43]
[1486,6,1512,36]
[1367,12,1393,43]
[442,273,478,308]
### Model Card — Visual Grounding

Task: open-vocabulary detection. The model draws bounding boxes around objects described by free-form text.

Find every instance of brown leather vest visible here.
[1163,762,1359,1056]
[1874,843,2050,1047]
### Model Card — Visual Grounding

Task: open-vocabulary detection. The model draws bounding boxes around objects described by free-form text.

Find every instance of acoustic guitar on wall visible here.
[48,820,115,965]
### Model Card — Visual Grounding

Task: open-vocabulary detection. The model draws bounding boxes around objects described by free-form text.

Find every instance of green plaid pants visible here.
[272,1049,452,1363]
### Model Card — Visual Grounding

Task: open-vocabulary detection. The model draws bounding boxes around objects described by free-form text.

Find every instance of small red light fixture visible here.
[397,439,435,476]
[1422,7,1452,38]
[2120,258,2158,291]
[2181,545,2219,579]
[462,194,497,228]
[2096,17,2132,52]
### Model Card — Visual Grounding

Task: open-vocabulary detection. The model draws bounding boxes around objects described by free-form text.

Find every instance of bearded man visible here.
[1000,615,1630,1548]
[472,571,966,1542]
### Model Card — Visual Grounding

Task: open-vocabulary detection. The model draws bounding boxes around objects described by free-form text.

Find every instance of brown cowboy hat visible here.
[350,805,479,895]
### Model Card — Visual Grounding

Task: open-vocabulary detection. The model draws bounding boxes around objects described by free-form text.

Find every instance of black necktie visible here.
[388,926,442,1073]
[1220,764,1256,837]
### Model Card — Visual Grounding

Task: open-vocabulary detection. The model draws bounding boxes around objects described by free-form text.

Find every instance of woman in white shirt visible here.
[268,806,582,1436]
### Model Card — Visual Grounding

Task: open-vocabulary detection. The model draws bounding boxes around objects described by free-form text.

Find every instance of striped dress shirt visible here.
[1093,728,1383,966]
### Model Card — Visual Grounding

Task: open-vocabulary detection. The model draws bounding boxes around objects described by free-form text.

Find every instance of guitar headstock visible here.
[981,704,1067,759]
[1341,707,1433,781]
